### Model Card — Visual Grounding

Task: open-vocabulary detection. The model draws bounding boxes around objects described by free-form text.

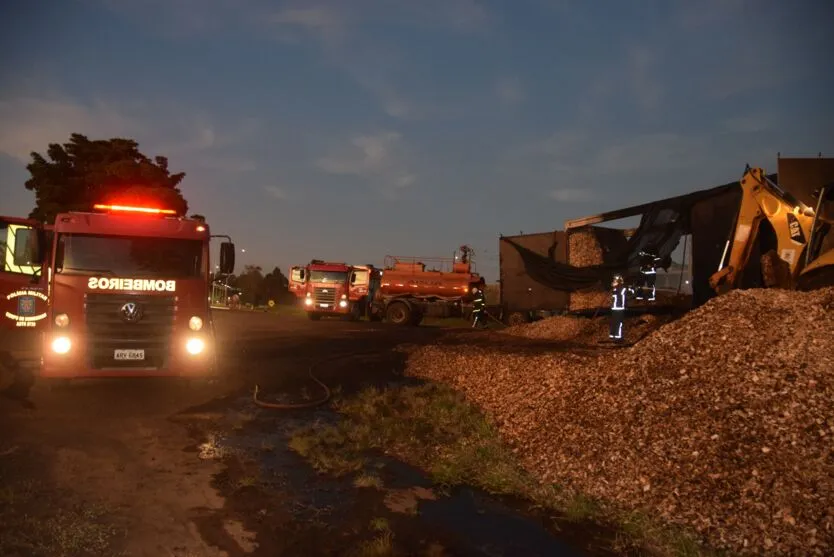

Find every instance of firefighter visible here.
[609,274,633,343]
[471,285,487,329]
[636,248,662,302]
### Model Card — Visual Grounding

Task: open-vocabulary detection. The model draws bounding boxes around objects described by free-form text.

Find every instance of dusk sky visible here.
[1,0,832,281]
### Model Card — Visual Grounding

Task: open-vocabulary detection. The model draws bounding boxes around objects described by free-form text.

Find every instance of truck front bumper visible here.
[39,330,217,378]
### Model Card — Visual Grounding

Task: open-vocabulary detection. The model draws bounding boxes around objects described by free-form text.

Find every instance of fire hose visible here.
[251,313,506,409]
[252,351,372,410]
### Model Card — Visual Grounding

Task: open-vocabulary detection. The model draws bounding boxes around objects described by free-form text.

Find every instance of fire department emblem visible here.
[120,302,144,323]
[17,296,36,316]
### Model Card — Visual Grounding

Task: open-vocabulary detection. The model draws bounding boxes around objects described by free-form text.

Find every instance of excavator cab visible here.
[797,183,834,290]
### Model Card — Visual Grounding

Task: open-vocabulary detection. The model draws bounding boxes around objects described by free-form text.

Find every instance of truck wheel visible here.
[507,312,529,326]
[308,313,322,321]
[386,302,412,326]
[347,303,362,322]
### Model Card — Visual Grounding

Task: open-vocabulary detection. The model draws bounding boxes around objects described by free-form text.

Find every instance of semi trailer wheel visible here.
[386,302,412,326]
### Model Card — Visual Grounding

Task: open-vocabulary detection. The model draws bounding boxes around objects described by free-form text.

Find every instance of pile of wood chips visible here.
[406,287,834,555]
[502,313,671,345]
[502,315,592,341]
[568,229,609,311]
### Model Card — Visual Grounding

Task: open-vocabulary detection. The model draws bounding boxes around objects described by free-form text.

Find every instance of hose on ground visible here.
[252,351,374,410]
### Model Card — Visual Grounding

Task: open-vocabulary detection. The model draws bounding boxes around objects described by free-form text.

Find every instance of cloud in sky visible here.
[316,131,416,196]
[263,185,289,200]
[495,77,525,105]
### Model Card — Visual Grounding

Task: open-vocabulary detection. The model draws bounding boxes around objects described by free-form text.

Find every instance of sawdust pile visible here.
[406,288,834,555]
[502,315,592,341]
[502,313,670,344]
[568,229,609,311]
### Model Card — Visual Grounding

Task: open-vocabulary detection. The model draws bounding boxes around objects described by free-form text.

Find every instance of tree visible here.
[234,265,264,305]
[24,133,188,222]
[260,266,293,304]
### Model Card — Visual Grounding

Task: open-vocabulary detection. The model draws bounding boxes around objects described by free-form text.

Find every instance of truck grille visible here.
[84,293,175,369]
[313,287,337,305]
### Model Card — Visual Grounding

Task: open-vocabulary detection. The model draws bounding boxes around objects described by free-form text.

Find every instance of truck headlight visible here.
[52,336,71,354]
[188,316,203,331]
[341,294,347,299]
[55,313,69,327]
[339,300,348,308]
[305,298,313,306]
[186,338,205,355]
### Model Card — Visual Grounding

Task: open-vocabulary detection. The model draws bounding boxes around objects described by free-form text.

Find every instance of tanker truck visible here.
[369,245,485,326]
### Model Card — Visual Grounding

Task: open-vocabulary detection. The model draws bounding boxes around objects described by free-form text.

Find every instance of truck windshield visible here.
[310,270,347,283]
[56,234,203,278]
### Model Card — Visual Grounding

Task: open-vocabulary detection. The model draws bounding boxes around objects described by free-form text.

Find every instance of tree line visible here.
[214,265,295,306]
[19,133,293,304]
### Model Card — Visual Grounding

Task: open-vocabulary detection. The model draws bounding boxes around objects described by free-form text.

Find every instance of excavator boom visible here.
[709,166,823,293]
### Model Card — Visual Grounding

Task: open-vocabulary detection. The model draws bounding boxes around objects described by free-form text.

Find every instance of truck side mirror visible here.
[219,242,235,275]
[299,269,306,282]
[350,272,356,284]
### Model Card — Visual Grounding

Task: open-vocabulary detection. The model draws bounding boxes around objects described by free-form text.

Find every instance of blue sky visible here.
[1,0,832,281]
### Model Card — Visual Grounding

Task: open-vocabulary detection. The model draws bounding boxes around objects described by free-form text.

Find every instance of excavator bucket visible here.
[796,250,834,291]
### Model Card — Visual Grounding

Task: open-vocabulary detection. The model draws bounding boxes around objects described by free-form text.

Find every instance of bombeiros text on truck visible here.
[0,202,237,379]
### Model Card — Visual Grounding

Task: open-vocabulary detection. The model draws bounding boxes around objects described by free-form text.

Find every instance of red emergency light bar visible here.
[93,204,177,215]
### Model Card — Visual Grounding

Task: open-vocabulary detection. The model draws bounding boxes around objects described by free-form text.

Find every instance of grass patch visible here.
[353,472,384,490]
[288,383,538,497]
[287,382,709,557]
[351,518,395,557]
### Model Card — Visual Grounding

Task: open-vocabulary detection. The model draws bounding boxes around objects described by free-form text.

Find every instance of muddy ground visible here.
[0,310,625,557]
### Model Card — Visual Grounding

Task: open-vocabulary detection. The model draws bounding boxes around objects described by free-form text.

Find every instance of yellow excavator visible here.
[709,165,834,293]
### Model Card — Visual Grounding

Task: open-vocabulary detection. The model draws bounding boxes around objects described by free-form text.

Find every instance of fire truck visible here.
[0,203,236,379]
[369,245,485,326]
[294,260,360,320]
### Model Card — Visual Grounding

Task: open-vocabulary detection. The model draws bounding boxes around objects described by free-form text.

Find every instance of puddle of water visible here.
[205,416,603,557]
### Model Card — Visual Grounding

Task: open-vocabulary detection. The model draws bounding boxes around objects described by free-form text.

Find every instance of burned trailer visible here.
[501,179,748,315]
[498,231,569,325]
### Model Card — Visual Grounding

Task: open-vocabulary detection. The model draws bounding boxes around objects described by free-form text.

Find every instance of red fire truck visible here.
[292,260,361,320]
[0,203,236,379]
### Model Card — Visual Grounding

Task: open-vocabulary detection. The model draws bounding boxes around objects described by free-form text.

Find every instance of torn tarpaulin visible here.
[505,181,740,293]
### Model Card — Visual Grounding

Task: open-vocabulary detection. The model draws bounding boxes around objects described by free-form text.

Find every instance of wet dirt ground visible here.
[0,310,621,557]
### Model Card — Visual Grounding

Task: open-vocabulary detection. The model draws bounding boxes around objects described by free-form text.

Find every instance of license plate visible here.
[114,349,145,361]
[319,303,330,308]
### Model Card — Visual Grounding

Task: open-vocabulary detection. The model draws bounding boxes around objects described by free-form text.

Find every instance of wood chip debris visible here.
[405,287,834,555]
[568,228,610,311]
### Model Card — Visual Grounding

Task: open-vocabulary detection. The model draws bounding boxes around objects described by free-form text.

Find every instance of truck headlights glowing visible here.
[341,294,347,299]
[188,316,203,331]
[51,336,71,354]
[305,298,313,306]
[185,338,205,355]
[339,300,348,308]
[54,313,69,327]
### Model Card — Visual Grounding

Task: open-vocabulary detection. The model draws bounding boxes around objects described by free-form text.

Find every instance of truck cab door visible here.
[289,266,306,297]
[0,217,50,333]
